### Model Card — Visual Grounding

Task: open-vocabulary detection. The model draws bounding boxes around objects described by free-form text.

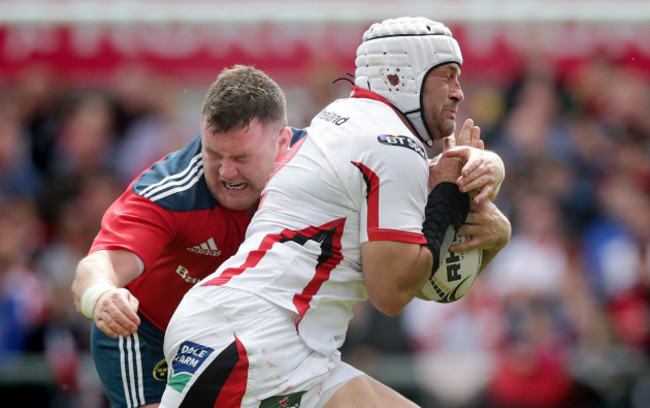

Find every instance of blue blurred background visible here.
[0,1,649,407]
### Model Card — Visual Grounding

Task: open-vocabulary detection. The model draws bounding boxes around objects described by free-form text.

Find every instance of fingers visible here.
[471,185,493,203]
[448,149,503,200]
[129,295,140,312]
[470,126,482,149]
[456,119,481,149]
[96,309,140,338]
[437,131,505,203]
[444,147,481,186]
[442,146,472,161]
[450,235,487,252]
[95,313,140,338]
[95,318,130,339]
[453,200,510,253]
[94,289,141,338]
[443,135,456,151]
[459,175,495,200]
[457,119,474,146]
[429,154,464,188]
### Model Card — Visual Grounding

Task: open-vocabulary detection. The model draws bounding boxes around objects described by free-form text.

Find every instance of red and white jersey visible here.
[201,88,429,354]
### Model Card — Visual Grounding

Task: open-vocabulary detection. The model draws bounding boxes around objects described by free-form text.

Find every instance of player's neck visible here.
[246,199,261,217]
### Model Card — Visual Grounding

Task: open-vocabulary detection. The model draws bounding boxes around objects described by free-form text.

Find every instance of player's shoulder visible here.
[345,99,428,159]
[306,97,428,164]
[310,97,400,135]
[132,136,218,212]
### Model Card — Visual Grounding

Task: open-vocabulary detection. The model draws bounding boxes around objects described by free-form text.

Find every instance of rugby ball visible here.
[420,235,483,303]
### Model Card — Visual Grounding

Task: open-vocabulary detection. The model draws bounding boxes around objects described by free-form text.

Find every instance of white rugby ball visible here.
[420,235,483,303]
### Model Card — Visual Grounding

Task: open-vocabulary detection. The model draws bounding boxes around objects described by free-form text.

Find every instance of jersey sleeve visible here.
[355,134,429,245]
[89,187,177,271]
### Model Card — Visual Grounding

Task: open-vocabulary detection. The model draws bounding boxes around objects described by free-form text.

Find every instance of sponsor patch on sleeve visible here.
[377,134,426,160]
[168,340,215,393]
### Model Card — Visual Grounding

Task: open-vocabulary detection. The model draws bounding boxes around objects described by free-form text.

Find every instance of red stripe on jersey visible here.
[351,161,380,230]
[368,228,427,244]
[203,219,346,321]
[350,85,402,116]
[272,133,306,179]
[260,133,307,208]
[203,233,282,285]
[293,220,345,322]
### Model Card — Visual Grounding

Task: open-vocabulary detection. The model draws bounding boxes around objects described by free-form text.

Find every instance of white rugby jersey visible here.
[200,87,430,354]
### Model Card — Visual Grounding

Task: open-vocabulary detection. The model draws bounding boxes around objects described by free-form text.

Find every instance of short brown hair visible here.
[201,65,287,133]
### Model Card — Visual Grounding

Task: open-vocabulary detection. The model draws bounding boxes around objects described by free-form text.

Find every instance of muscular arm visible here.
[71,249,142,338]
[362,150,464,315]
[362,241,433,316]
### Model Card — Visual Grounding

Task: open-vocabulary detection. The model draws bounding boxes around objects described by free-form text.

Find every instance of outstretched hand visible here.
[443,118,484,150]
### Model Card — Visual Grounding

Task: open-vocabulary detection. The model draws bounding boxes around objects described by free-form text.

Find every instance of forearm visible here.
[479,250,499,272]
[72,251,118,311]
[479,240,508,273]
[71,249,140,315]
[387,244,433,310]
[362,241,433,316]
[472,201,511,273]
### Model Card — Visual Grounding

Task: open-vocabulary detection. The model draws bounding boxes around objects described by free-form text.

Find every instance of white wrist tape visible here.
[80,281,116,319]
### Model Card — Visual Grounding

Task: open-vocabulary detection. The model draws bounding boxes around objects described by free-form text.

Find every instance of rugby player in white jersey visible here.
[160,17,511,408]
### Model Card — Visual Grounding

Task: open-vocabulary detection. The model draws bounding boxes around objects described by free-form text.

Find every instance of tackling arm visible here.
[71,249,142,338]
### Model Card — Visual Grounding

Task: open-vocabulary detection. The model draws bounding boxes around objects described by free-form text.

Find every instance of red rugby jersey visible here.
[90,136,251,331]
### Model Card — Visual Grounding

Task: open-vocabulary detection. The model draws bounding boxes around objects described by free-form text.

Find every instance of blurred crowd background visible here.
[1,1,649,407]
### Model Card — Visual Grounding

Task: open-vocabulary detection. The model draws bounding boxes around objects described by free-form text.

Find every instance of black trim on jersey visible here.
[180,340,239,408]
[280,226,337,270]
[352,162,373,203]
[278,225,340,280]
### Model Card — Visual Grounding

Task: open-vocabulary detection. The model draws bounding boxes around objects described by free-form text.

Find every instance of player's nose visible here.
[219,160,239,179]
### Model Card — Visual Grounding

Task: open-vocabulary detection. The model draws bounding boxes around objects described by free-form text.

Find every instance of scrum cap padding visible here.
[355,17,462,147]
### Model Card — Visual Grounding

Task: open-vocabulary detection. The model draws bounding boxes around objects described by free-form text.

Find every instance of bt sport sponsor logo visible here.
[377,134,426,159]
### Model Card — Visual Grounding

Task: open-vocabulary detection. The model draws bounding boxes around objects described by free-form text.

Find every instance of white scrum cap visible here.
[355,17,463,147]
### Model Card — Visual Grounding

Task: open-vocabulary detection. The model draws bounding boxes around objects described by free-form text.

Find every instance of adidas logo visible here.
[187,237,222,257]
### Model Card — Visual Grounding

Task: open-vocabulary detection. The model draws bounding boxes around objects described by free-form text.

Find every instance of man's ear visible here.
[277,126,292,154]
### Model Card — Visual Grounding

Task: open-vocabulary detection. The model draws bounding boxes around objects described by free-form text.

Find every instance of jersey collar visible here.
[351,85,390,104]
[350,86,402,116]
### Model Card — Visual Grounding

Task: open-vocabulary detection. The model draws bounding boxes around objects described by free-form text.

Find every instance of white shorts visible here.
[160,285,363,408]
